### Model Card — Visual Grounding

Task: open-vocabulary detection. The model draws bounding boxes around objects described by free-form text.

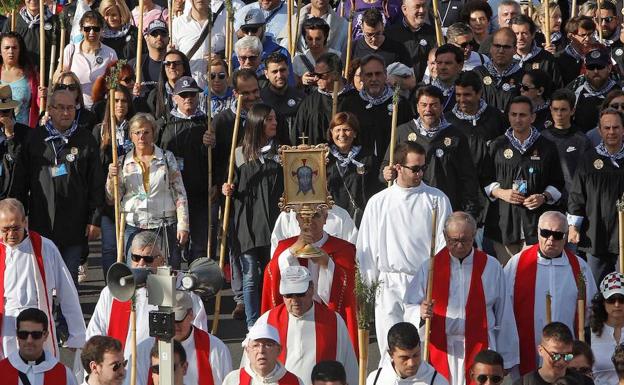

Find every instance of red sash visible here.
[514,245,582,375]
[266,303,337,364]
[0,232,57,357]
[108,299,132,351]
[0,357,67,385]
[238,367,300,385]
[429,248,489,383]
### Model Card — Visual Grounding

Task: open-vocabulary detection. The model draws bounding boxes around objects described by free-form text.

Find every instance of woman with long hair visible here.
[0,32,39,127]
[520,69,554,130]
[222,103,284,328]
[99,0,138,60]
[533,1,566,53]
[147,49,191,119]
[91,61,137,121]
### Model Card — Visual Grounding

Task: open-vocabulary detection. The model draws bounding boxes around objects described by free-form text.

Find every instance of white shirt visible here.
[366,357,449,385]
[504,250,597,365]
[404,250,519,385]
[223,363,304,385]
[128,327,232,385]
[86,286,208,358]
[357,183,451,282]
[270,205,358,256]
[172,14,211,89]
[1,234,85,359]
[210,0,245,37]
[292,48,342,77]
[234,2,288,40]
[6,350,77,385]
[250,304,358,385]
[591,324,620,385]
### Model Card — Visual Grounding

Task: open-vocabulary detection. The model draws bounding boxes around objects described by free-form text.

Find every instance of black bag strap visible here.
[429,370,438,385]
[372,368,382,385]
[212,2,225,25]
[18,371,32,385]
[186,20,212,59]
[300,54,315,73]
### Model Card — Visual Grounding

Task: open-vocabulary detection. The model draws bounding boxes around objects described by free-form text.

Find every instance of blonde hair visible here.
[533,1,561,30]
[99,0,132,26]
[129,112,158,136]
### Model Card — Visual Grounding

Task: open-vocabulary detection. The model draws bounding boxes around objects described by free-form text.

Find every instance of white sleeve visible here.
[65,366,78,385]
[124,337,154,385]
[316,258,334,305]
[435,195,452,253]
[492,261,520,369]
[221,370,240,385]
[210,335,233,385]
[356,201,379,284]
[581,258,597,326]
[86,287,113,340]
[335,316,358,385]
[270,212,289,257]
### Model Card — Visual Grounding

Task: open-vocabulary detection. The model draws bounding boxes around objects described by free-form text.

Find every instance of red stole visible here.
[108,299,132,350]
[514,245,582,375]
[0,357,67,385]
[266,303,337,364]
[429,248,489,383]
[238,367,300,385]
[0,231,56,357]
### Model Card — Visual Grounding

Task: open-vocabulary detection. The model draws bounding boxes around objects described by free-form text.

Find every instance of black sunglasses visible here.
[130,253,156,263]
[283,292,307,298]
[539,228,566,240]
[606,295,624,304]
[164,60,183,67]
[458,41,473,49]
[586,64,606,71]
[599,16,616,23]
[242,26,259,34]
[17,330,45,340]
[112,359,128,372]
[210,72,227,80]
[475,374,504,384]
[520,84,537,91]
[400,164,427,174]
[541,345,574,362]
[151,363,179,374]
[83,26,101,33]
[149,30,168,37]
[56,83,79,91]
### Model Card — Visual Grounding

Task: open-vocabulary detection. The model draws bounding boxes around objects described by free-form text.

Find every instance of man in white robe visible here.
[504,211,596,376]
[86,232,207,359]
[405,212,519,385]
[253,266,358,385]
[0,198,84,359]
[357,141,452,359]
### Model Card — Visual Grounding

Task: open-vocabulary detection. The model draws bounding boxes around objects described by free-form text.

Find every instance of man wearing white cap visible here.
[129,291,231,385]
[223,323,303,385]
[256,266,358,385]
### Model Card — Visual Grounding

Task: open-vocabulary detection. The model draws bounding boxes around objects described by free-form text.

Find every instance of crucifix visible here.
[299,132,309,145]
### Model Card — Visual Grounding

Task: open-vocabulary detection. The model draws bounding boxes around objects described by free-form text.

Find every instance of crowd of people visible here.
[1,0,624,384]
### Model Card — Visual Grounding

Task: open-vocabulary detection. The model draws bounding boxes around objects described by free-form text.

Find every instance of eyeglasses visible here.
[447,237,473,245]
[56,83,79,91]
[51,105,76,112]
[540,345,574,362]
[17,330,45,340]
[131,130,152,137]
[283,292,307,298]
[242,26,259,34]
[457,41,473,49]
[474,374,504,384]
[539,228,566,240]
[606,295,624,304]
[400,164,427,174]
[598,16,616,23]
[111,359,128,372]
[239,55,259,62]
[611,103,624,110]
[249,341,278,351]
[151,363,179,374]
[149,30,168,37]
[130,253,156,263]
[0,225,22,234]
[586,64,606,71]
[210,72,227,80]
[82,26,101,33]
[164,60,183,67]
[520,84,537,91]
[492,43,514,50]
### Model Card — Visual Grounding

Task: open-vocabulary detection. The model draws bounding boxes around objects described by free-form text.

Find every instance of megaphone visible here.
[106,262,151,302]
[180,258,224,299]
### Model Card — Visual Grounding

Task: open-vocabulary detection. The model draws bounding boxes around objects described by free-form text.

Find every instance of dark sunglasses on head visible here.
[475,374,504,384]
[283,292,307,298]
[112,359,128,372]
[56,83,79,91]
[210,72,227,80]
[83,26,101,33]
[130,253,155,263]
[400,164,427,174]
[539,228,566,240]
[586,64,607,71]
[164,60,183,67]
[17,330,45,340]
[242,26,259,34]
[606,294,624,304]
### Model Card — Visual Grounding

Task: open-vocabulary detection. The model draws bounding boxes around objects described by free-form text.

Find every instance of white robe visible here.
[270,205,358,256]
[127,327,232,385]
[222,364,304,385]
[1,234,85,359]
[591,325,620,385]
[247,304,358,385]
[404,250,519,385]
[366,357,449,385]
[6,350,77,385]
[86,286,208,358]
[357,183,451,360]
[504,250,597,369]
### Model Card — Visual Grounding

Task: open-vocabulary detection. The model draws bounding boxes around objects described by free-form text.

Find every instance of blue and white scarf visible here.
[578,79,616,98]
[414,116,451,138]
[504,126,540,154]
[563,44,583,61]
[534,101,550,113]
[596,141,624,168]
[170,107,205,120]
[330,144,364,168]
[44,117,79,143]
[513,44,542,66]
[451,99,488,123]
[230,102,249,123]
[258,140,280,164]
[431,78,454,97]
[318,83,352,98]
[359,86,393,109]
[101,23,132,39]
[484,60,522,84]
[210,88,234,116]
[20,7,53,29]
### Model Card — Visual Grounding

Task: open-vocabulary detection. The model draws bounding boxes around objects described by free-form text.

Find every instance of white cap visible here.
[211,33,226,53]
[172,291,193,321]
[279,266,312,295]
[601,272,624,299]
[242,323,280,347]
[387,62,414,78]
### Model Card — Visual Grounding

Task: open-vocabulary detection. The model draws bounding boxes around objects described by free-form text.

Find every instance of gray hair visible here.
[537,211,567,229]
[131,231,163,255]
[443,211,477,235]
[235,36,262,56]
[579,1,597,16]
[48,89,75,109]
[0,198,25,218]
[446,22,473,43]
[499,0,521,12]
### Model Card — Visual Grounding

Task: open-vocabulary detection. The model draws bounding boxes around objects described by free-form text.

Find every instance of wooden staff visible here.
[206,2,214,259]
[387,86,399,187]
[577,271,586,342]
[571,0,577,18]
[287,0,293,57]
[331,80,339,118]
[422,201,439,361]
[39,0,46,113]
[618,193,624,273]
[10,10,15,31]
[544,0,551,47]
[59,17,66,71]
[168,0,173,42]
[358,329,369,385]
[343,1,354,78]
[431,0,444,46]
[292,0,301,54]
[212,94,243,335]
[117,213,126,263]
[136,0,145,86]
[546,292,552,324]
[110,88,122,255]
[597,0,603,43]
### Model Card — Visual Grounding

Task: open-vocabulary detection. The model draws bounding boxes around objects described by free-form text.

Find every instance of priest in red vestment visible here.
[261,209,358,353]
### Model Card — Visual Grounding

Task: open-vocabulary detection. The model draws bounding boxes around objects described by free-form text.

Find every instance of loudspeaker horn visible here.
[106,262,151,302]
[181,258,224,299]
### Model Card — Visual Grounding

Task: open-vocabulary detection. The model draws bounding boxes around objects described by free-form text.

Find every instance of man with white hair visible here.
[446,22,491,71]
[504,211,596,376]
[478,0,521,54]
[223,323,303,385]
[256,266,358,385]
[86,231,208,358]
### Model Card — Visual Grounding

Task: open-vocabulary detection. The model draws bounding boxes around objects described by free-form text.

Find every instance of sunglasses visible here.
[111,359,128,372]
[610,103,624,110]
[242,26,259,34]
[56,83,79,91]
[151,363,179,374]
[164,60,183,67]
[400,164,427,174]
[586,64,606,71]
[599,16,616,23]
[130,253,156,263]
[210,72,227,80]
[149,30,168,37]
[606,295,624,304]
[17,330,45,340]
[283,292,307,298]
[239,55,259,62]
[492,43,514,50]
[541,345,574,362]
[539,228,566,240]
[83,26,101,33]
[458,41,473,49]
[520,84,537,91]
[311,71,333,79]
[475,374,504,384]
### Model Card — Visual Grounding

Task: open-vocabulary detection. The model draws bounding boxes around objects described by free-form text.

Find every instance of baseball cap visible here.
[173,291,193,321]
[242,323,280,346]
[279,266,312,295]
[237,8,266,31]
[173,76,202,95]
[387,62,414,78]
[600,272,624,299]
[145,19,168,35]
[585,48,611,67]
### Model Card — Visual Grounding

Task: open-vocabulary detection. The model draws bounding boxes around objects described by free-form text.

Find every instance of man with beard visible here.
[556,16,599,86]
[352,8,411,67]
[81,336,126,385]
[130,20,169,98]
[473,28,524,113]
[569,48,620,133]
[596,0,620,47]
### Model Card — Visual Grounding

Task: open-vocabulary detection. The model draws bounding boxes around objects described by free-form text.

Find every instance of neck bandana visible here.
[414,116,451,138]
[578,78,616,98]
[317,83,351,97]
[101,23,132,39]
[514,44,542,66]
[504,126,540,154]
[564,44,584,61]
[484,60,522,84]
[451,99,488,126]
[359,86,393,109]
[44,116,79,143]
[596,141,624,168]
[534,100,550,112]
[170,107,205,120]
[330,144,364,168]
[20,8,52,29]
[258,140,280,164]
[431,78,454,96]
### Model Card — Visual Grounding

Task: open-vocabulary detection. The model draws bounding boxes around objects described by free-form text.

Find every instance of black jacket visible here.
[0,123,30,203]
[384,21,436,81]
[101,25,139,61]
[473,65,524,113]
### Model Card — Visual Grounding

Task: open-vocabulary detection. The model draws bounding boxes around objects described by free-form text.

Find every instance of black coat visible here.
[472,65,524,113]
[0,123,30,203]
[519,48,563,88]
[555,49,583,87]
[384,21,436,81]
[101,25,139,61]
[568,77,621,133]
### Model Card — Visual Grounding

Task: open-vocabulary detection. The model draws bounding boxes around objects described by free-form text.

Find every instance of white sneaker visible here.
[78,262,88,283]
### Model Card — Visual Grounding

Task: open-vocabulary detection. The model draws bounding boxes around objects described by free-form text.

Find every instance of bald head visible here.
[538,211,567,231]
[444,211,477,235]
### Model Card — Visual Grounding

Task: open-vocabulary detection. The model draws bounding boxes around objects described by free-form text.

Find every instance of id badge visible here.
[176,157,185,172]
[50,164,68,178]
[512,179,527,195]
